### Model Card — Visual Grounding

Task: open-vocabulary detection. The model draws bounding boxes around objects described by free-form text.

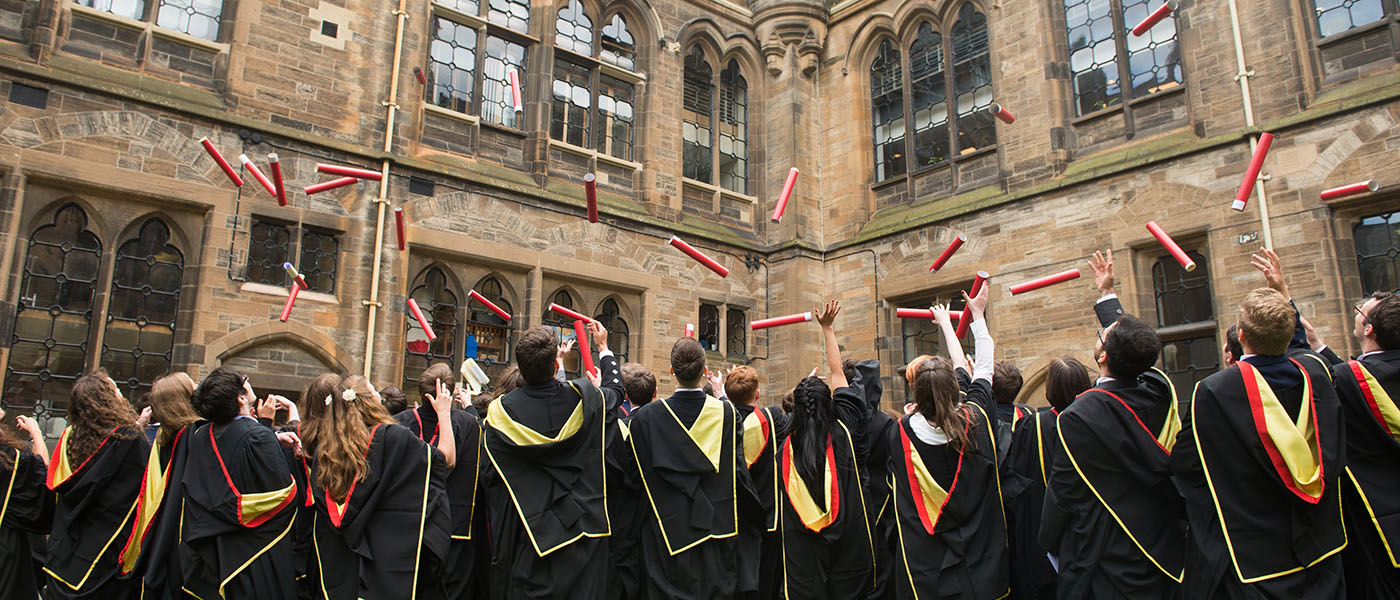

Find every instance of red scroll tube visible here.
[200,137,243,187]
[469,289,513,321]
[408,298,437,342]
[1131,1,1178,37]
[1234,132,1274,211]
[1146,221,1196,272]
[317,163,383,181]
[955,271,991,338]
[549,303,593,323]
[1320,180,1379,201]
[268,153,287,207]
[990,104,1016,125]
[282,262,309,289]
[1010,269,1082,296]
[895,308,961,323]
[684,323,695,337]
[929,235,968,272]
[573,320,595,376]
[669,236,730,278]
[750,312,813,330]
[279,282,301,322]
[508,70,523,112]
[240,155,277,198]
[394,208,407,251]
[305,177,359,195]
[584,173,599,223]
[772,167,799,223]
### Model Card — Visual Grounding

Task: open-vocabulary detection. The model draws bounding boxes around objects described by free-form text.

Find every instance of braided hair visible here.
[790,376,835,507]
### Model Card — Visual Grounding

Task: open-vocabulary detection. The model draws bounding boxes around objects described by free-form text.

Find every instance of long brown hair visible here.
[303,374,396,502]
[148,373,199,447]
[911,356,972,451]
[67,370,139,466]
[0,418,26,470]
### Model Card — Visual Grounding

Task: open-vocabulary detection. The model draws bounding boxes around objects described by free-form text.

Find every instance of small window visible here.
[1063,0,1183,116]
[596,299,630,364]
[246,219,292,287]
[544,290,582,378]
[8,83,47,109]
[298,227,339,294]
[1148,246,1218,394]
[246,218,339,294]
[726,307,746,359]
[1355,211,1400,294]
[698,303,720,352]
[320,20,339,38]
[404,267,460,392]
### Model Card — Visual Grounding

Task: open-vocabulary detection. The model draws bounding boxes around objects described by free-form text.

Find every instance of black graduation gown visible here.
[889,373,1008,600]
[122,425,192,599]
[1333,350,1400,598]
[482,356,624,600]
[306,423,452,600]
[1005,407,1059,600]
[740,401,790,600]
[396,405,484,600]
[0,446,53,599]
[608,409,644,600]
[1172,353,1345,600]
[44,426,149,599]
[168,418,299,599]
[778,383,875,600]
[1042,370,1185,600]
[849,360,898,600]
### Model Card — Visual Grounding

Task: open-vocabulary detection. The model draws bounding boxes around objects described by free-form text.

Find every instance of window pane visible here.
[699,303,719,352]
[719,60,748,194]
[1153,249,1213,327]
[544,290,580,378]
[600,14,636,71]
[77,0,145,21]
[5,205,100,418]
[726,308,746,359]
[952,4,996,155]
[1121,0,1183,98]
[871,40,906,181]
[1355,212,1400,294]
[404,268,459,392]
[467,277,514,384]
[298,227,338,294]
[246,219,292,287]
[1315,0,1386,37]
[482,35,528,128]
[596,299,629,364]
[488,0,530,33]
[155,0,223,41]
[1065,0,1121,116]
[554,0,593,55]
[596,75,635,161]
[683,46,715,183]
[908,25,948,169]
[435,0,480,16]
[550,58,591,147]
[1159,335,1219,399]
[103,219,183,402]
[427,17,477,114]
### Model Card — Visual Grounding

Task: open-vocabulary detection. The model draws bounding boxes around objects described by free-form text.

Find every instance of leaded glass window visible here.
[726,307,746,359]
[1315,0,1386,37]
[952,4,995,155]
[596,299,629,364]
[488,0,529,34]
[683,46,715,184]
[908,26,945,169]
[483,35,528,128]
[298,227,338,294]
[1160,336,1218,399]
[718,60,749,194]
[102,219,182,402]
[246,219,291,287]
[871,40,905,181]
[1064,0,1182,117]
[551,58,591,147]
[1355,211,1400,294]
[596,75,635,161]
[601,14,636,71]
[1152,250,1212,327]
[77,0,224,42]
[78,0,144,20]
[555,0,592,55]
[549,8,640,160]
[4,204,101,416]
[466,276,513,382]
[544,290,581,378]
[428,17,477,114]
[698,302,719,352]
[404,267,459,392]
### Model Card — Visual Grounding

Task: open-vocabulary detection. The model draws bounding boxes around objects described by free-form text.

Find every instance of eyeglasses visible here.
[1356,303,1373,326]
[1096,327,1106,345]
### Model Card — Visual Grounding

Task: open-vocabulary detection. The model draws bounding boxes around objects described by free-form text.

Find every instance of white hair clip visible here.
[342,389,357,401]
[324,394,334,406]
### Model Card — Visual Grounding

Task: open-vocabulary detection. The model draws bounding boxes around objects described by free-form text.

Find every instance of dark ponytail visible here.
[790,376,835,508]
[911,356,972,451]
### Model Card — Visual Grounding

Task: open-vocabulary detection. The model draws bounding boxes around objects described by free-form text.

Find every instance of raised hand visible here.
[137,405,153,428]
[588,320,610,353]
[557,338,575,360]
[16,415,40,439]
[815,300,841,328]
[1090,249,1115,295]
[256,395,279,420]
[1251,247,1289,298]
[964,283,990,320]
[429,379,453,417]
[276,431,303,457]
[279,396,301,423]
[931,303,952,328]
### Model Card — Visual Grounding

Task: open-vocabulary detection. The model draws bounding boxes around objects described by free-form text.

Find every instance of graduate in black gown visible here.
[1041,250,1187,600]
[482,322,625,600]
[1333,291,1400,598]
[120,372,199,598]
[303,374,451,600]
[609,361,656,600]
[0,412,52,599]
[1006,356,1091,600]
[731,365,789,600]
[1172,250,1346,599]
[392,364,483,600]
[777,301,875,600]
[888,288,1009,600]
[165,367,300,599]
[840,358,894,600]
[44,371,149,600]
[625,336,762,600]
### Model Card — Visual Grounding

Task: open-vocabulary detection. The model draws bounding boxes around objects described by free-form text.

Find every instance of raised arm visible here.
[16,415,47,465]
[932,303,968,374]
[963,284,999,429]
[816,300,848,390]
[588,321,625,410]
[428,379,457,469]
[1089,249,1128,327]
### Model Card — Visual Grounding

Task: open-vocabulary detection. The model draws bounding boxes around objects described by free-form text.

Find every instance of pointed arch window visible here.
[870,5,999,183]
[683,46,715,183]
[466,276,514,382]
[718,60,749,194]
[544,289,582,378]
[102,219,183,401]
[4,205,101,415]
[595,298,629,364]
[550,6,638,161]
[404,267,460,392]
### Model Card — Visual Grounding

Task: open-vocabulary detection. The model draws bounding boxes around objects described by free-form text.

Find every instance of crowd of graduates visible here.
[0,245,1396,600]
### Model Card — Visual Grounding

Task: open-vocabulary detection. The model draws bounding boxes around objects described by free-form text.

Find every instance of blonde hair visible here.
[1239,288,1294,356]
[148,373,199,447]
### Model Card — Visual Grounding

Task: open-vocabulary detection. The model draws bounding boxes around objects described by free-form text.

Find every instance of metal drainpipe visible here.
[1227,0,1273,249]
[363,0,409,378]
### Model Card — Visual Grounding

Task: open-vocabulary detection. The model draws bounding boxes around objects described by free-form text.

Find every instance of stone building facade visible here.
[0,0,1396,434]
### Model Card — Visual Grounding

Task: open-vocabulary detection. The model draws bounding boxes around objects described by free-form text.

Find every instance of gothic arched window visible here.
[102,219,183,401]
[466,276,514,382]
[404,267,460,391]
[595,298,629,364]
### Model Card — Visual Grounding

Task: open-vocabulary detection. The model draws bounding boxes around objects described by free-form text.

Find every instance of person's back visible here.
[0,414,52,600]
[1172,288,1345,599]
[483,324,624,600]
[1333,291,1400,597]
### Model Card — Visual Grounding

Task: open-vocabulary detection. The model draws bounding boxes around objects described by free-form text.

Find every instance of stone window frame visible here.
[1306,0,1400,85]
[427,0,540,130]
[547,0,644,164]
[696,300,751,359]
[866,2,1000,187]
[1132,240,1219,398]
[1059,0,1185,124]
[243,215,341,295]
[75,0,230,43]
[679,39,761,218]
[682,44,752,194]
